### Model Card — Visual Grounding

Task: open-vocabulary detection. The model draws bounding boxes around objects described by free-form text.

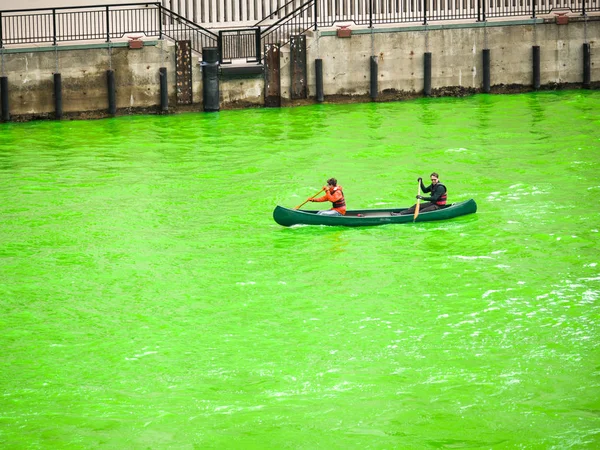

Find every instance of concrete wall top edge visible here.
[1,41,161,54]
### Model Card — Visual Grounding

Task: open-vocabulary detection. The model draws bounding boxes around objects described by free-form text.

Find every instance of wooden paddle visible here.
[295,187,324,210]
[413,180,421,222]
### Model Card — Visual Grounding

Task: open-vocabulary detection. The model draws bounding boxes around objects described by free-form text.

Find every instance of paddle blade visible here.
[413,202,420,221]
[413,180,421,222]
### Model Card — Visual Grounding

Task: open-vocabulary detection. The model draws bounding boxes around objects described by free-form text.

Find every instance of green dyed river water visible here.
[1,91,599,449]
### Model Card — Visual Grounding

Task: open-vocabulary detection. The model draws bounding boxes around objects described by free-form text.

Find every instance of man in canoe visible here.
[308,178,347,216]
[399,172,447,215]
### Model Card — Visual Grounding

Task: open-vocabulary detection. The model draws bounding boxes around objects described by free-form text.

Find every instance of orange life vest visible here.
[332,186,346,209]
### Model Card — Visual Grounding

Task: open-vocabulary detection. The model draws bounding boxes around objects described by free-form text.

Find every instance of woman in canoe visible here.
[308,178,347,216]
[399,172,447,215]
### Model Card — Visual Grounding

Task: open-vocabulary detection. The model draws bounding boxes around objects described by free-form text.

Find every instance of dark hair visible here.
[430,172,439,178]
[327,178,337,186]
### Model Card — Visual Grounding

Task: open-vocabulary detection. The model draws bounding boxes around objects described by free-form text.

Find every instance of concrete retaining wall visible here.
[0,17,598,121]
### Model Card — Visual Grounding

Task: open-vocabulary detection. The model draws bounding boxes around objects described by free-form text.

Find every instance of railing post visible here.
[313,0,318,31]
[483,0,486,22]
[52,9,57,46]
[369,0,373,28]
[158,5,163,40]
[532,0,536,19]
[423,0,428,26]
[255,27,261,64]
[105,6,110,42]
[0,12,3,49]
[477,0,487,22]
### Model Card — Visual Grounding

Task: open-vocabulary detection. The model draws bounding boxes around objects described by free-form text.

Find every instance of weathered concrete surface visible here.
[0,18,598,121]
[219,75,264,107]
[305,18,599,101]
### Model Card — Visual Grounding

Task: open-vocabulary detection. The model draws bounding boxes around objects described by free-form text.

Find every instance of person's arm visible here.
[311,188,336,203]
[327,190,342,203]
[418,177,427,192]
[311,189,342,203]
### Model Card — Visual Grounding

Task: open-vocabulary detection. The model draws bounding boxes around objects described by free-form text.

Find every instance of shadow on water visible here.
[365,103,385,131]
[525,93,552,143]
[0,126,19,171]
[417,100,441,127]
[475,94,494,131]
[527,94,546,126]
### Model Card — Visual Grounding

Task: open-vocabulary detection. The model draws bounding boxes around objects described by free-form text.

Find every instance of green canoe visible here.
[273,199,477,227]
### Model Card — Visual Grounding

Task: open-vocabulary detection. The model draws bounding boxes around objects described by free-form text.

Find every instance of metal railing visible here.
[159,5,217,53]
[0,2,217,53]
[162,0,312,27]
[313,0,596,26]
[161,0,600,28]
[260,0,317,47]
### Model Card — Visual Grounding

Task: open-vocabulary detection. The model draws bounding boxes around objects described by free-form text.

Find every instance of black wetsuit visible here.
[400,181,447,215]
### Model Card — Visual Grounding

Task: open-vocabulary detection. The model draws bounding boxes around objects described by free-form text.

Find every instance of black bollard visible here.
[424,52,432,97]
[54,73,62,120]
[583,43,591,89]
[159,67,168,111]
[482,49,491,93]
[107,69,116,116]
[315,58,324,103]
[532,46,541,90]
[370,56,378,100]
[1,76,9,122]
[202,47,220,112]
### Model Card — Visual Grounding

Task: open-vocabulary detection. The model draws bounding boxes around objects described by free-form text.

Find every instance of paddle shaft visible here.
[295,187,325,210]
[413,180,421,221]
